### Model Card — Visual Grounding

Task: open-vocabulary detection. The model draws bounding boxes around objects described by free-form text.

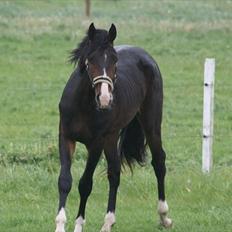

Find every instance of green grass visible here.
[1,163,232,232]
[0,0,232,231]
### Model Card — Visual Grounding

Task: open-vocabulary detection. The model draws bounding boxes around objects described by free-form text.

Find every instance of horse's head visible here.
[85,23,118,110]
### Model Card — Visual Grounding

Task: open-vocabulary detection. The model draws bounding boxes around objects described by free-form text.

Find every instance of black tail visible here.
[119,116,147,170]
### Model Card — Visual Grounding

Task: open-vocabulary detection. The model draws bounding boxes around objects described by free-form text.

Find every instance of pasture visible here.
[0,0,232,231]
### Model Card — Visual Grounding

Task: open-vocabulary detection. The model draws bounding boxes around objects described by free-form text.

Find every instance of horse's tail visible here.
[119,116,147,170]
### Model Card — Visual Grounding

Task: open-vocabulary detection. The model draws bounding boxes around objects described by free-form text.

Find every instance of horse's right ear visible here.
[88,23,96,41]
[108,24,117,43]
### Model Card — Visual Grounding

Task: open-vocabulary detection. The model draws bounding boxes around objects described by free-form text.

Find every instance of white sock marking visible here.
[55,208,66,232]
[100,212,115,232]
[157,200,172,228]
[158,200,169,214]
[74,216,85,232]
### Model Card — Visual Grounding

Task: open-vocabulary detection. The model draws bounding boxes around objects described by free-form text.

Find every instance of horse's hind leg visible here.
[140,105,172,228]
[55,130,76,232]
[147,132,172,228]
[74,144,103,232]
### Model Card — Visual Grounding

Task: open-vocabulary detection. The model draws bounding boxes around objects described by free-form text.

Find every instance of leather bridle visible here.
[86,60,116,91]
[92,75,114,91]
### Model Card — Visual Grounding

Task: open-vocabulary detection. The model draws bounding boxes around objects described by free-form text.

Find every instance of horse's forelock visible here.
[69,29,113,70]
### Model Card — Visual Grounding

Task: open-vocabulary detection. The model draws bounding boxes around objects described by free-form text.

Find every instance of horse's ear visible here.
[88,23,96,41]
[108,24,117,43]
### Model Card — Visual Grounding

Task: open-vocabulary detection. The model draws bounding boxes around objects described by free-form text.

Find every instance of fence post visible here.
[85,0,91,17]
[202,58,215,173]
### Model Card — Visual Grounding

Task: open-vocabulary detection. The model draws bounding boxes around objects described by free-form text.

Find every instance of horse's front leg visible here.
[74,144,103,232]
[55,130,76,232]
[100,135,120,232]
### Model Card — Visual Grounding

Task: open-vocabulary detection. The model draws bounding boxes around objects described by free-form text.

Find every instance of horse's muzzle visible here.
[96,93,113,110]
[94,82,113,110]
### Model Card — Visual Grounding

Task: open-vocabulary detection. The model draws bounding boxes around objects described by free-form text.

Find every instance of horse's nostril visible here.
[95,94,100,106]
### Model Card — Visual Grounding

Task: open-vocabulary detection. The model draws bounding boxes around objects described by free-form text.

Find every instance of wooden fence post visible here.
[202,58,215,173]
[85,0,91,17]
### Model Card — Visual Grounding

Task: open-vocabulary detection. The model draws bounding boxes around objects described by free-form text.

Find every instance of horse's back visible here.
[115,45,162,82]
[115,45,163,96]
[115,45,157,65]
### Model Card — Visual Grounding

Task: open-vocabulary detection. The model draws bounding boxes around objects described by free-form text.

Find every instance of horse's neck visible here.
[76,71,95,108]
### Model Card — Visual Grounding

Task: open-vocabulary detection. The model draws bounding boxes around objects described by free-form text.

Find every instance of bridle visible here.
[92,75,114,91]
[85,59,116,91]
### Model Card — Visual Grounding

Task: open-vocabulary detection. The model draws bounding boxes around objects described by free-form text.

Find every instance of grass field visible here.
[0,0,232,231]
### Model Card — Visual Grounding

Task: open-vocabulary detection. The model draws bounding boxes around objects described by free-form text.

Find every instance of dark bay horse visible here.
[55,23,172,232]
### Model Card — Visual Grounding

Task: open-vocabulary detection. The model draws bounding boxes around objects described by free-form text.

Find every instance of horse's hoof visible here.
[74,224,83,232]
[55,229,65,232]
[100,228,110,232]
[55,224,65,232]
[100,212,115,232]
[74,217,85,232]
[161,217,173,228]
[100,224,111,232]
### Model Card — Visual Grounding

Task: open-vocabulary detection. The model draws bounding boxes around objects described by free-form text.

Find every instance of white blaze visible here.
[99,68,111,108]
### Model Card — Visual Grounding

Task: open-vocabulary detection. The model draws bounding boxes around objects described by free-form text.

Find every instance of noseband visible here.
[85,60,115,91]
[92,75,114,91]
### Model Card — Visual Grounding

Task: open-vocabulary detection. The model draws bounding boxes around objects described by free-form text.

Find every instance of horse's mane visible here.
[69,29,111,71]
[69,35,89,66]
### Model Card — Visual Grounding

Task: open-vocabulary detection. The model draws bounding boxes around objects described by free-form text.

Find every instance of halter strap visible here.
[92,75,114,90]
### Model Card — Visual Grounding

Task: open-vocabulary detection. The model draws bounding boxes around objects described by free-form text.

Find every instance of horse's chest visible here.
[69,114,93,143]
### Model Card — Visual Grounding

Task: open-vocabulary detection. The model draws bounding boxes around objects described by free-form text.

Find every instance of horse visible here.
[55,23,172,232]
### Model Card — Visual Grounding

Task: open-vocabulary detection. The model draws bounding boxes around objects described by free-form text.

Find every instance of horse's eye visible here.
[88,56,95,63]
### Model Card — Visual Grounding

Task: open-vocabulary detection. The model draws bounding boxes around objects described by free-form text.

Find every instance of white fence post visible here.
[202,58,215,173]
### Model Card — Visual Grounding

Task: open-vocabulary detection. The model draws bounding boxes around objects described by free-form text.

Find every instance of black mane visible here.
[69,29,112,71]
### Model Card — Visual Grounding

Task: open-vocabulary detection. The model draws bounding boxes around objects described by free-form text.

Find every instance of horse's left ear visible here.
[108,24,117,43]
